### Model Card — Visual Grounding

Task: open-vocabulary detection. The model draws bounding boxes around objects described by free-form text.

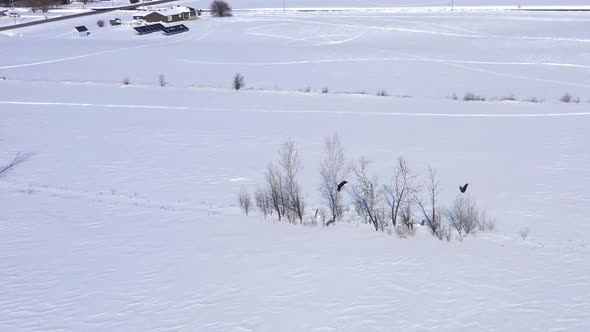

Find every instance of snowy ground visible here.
[1,5,590,332]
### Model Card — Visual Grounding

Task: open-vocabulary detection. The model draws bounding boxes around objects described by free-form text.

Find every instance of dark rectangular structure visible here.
[162,24,189,36]
[133,23,165,35]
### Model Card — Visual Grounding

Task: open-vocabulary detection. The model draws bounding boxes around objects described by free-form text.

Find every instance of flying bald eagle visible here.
[459,183,469,193]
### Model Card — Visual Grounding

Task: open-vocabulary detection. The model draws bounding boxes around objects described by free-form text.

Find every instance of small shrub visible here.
[451,92,458,100]
[441,223,452,242]
[159,74,166,87]
[300,86,311,93]
[238,188,252,215]
[232,73,244,90]
[322,87,329,94]
[121,78,130,85]
[377,89,389,97]
[501,94,517,101]
[526,97,540,103]
[560,93,579,103]
[395,224,416,239]
[517,227,529,240]
[464,92,486,101]
[478,210,496,232]
[446,195,479,236]
[97,20,105,28]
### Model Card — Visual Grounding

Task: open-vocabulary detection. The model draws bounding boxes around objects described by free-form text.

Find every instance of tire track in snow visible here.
[283,18,590,43]
[179,57,590,70]
[180,57,590,89]
[438,61,590,89]
[2,100,590,117]
[0,181,221,215]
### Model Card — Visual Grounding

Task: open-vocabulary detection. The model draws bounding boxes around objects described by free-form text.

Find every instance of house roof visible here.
[134,6,195,18]
[74,26,88,32]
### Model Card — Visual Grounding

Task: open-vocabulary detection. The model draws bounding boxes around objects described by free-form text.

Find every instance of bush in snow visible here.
[238,188,252,215]
[463,92,486,101]
[232,73,244,90]
[97,20,105,28]
[477,210,496,232]
[159,74,167,87]
[395,221,416,239]
[560,93,579,103]
[446,194,483,238]
[210,0,232,17]
[121,77,130,85]
[322,87,329,94]
[526,97,541,103]
[517,227,529,240]
[501,94,517,101]
[377,89,389,97]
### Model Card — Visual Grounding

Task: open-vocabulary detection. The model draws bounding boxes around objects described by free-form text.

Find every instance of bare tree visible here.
[265,162,286,221]
[255,187,271,219]
[238,188,252,215]
[319,134,349,224]
[0,153,32,177]
[417,166,444,238]
[446,194,479,237]
[278,140,305,223]
[351,157,383,231]
[384,157,418,229]
[232,72,244,90]
[210,0,233,17]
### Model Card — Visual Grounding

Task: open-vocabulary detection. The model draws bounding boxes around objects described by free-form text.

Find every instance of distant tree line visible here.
[1,0,67,12]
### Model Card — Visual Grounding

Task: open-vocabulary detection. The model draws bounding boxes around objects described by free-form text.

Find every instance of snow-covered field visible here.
[1,3,590,331]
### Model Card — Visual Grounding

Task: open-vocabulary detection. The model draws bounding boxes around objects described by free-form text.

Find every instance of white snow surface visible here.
[1,6,590,332]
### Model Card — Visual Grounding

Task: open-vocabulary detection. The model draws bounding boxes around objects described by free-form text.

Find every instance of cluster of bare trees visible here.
[238,140,306,224]
[238,135,495,241]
